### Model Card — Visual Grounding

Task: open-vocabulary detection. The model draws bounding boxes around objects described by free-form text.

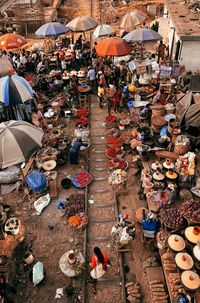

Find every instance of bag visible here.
[90,262,105,279]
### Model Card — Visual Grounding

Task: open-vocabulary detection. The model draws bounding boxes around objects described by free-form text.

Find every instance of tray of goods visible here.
[105,115,117,123]
[168,273,186,299]
[179,199,200,224]
[72,171,92,188]
[149,280,168,303]
[156,230,169,250]
[106,147,125,159]
[65,194,85,219]
[160,208,184,230]
[108,158,128,171]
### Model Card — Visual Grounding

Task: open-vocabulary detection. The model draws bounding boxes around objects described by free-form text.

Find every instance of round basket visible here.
[152,116,166,126]
[151,104,165,117]
[174,144,190,155]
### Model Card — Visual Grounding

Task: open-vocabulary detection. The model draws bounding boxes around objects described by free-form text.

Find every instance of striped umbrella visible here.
[0,120,43,169]
[0,75,34,105]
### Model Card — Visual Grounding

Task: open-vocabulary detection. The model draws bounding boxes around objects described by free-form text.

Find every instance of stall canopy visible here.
[92,24,114,40]
[176,91,200,128]
[0,75,34,106]
[0,120,43,169]
[66,16,98,32]
[35,22,70,36]
[119,11,146,30]
[123,28,162,42]
[0,33,27,51]
[95,37,132,57]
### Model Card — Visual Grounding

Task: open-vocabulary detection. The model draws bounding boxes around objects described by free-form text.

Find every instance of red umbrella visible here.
[95,37,132,57]
[0,33,27,51]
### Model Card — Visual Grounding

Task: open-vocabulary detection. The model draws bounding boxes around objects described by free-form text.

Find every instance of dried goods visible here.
[149,280,168,303]
[179,199,200,222]
[65,194,85,219]
[160,208,184,229]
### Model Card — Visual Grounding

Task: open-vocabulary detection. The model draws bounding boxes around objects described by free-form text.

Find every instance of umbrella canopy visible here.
[0,75,34,106]
[66,16,98,32]
[35,22,70,36]
[176,92,200,129]
[93,24,114,40]
[95,37,132,57]
[0,33,27,51]
[0,120,43,169]
[123,28,162,42]
[120,11,146,30]
[0,58,15,77]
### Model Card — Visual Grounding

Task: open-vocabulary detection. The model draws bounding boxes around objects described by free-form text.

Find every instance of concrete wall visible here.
[179,40,200,72]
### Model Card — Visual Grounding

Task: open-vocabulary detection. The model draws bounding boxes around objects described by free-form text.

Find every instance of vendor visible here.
[31,108,43,128]
[69,138,87,165]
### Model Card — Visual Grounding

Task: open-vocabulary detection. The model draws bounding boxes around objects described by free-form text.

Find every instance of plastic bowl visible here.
[61,178,72,189]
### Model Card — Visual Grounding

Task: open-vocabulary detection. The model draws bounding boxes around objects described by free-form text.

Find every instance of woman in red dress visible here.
[90,247,110,294]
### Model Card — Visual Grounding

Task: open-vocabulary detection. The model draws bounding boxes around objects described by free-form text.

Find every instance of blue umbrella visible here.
[123,28,162,42]
[0,75,34,105]
[35,22,70,36]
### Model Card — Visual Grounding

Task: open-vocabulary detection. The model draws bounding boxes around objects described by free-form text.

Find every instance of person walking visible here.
[97,84,105,108]
[90,247,110,294]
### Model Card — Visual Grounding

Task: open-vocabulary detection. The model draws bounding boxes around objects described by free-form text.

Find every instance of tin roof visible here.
[165,0,200,39]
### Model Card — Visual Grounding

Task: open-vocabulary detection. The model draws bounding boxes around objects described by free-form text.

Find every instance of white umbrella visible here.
[93,24,114,40]
[66,16,98,32]
[123,28,162,42]
[0,120,43,169]
[120,11,146,30]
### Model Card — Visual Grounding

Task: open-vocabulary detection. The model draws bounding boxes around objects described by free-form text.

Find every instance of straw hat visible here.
[42,160,56,171]
[151,161,163,170]
[153,171,165,181]
[166,169,178,179]
[181,270,200,291]
[185,226,200,244]
[175,253,194,270]
[163,159,174,169]
[168,234,185,252]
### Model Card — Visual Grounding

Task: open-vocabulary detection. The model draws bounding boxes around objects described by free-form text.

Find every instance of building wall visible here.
[179,41,200,72]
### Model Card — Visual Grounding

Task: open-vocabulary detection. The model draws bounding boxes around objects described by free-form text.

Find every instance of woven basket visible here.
[152,116,166,126]
[174,144,190,155]
[151,104,165,117]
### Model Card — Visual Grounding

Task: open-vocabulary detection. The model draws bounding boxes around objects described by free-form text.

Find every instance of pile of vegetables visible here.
[75,108,88,118]
[108,169,127,185]
[108,158,128,170]
[107,147,124,158]
[68,212,88,229]
[179,199,200,222]
[75,117,88,127]
[72,171,92,188]
[161,208,184,229]
[65,194,85,219]
[107,128,120,137]
[106,137,123,148]
[105,115,117,123]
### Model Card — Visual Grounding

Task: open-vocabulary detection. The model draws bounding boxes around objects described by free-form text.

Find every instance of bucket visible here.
[119,125,125,131]
[24,252,34,265]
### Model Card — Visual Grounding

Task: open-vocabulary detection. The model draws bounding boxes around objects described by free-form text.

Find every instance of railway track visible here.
[81,95,126,303]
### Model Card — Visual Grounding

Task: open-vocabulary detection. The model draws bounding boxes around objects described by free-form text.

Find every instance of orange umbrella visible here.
[0,33,27,51]
[95,37,132,57]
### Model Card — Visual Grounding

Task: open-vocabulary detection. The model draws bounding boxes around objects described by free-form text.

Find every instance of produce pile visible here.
[160,208,184,230]
[106,137,123,148]
[108,169,127,185]
[179,199,200,223]
[108,158,128,170]
[75,108,88,127]
[72,171,92,188]
[68,212,88,229]
[106,147,124,158]
[168,272,186,299]
[105,115,118,128]
[65,194,85,219]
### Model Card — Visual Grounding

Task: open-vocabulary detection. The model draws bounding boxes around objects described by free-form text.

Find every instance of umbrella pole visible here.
[20,165,28,188]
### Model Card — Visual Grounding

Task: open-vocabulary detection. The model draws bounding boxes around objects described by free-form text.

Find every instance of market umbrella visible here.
[66,16,98,32]
[92,24,115,40]
[120,11,146,30]
[0,120,43,169]
[123,28,162,42]
[0,33,27,51]
[0,58,15,77]
[95,37,132,57]
[0,75,34,106]
[35,22,70,36]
